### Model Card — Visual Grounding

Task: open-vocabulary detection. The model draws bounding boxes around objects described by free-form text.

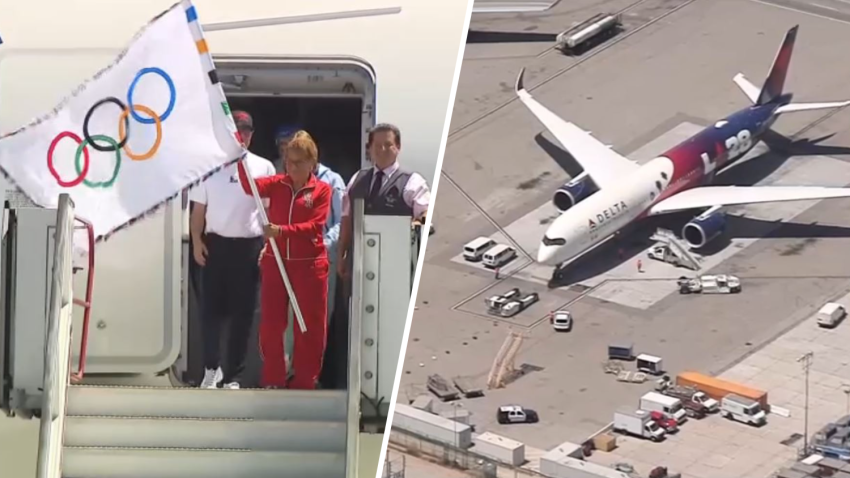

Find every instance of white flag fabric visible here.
[0,0,243,243]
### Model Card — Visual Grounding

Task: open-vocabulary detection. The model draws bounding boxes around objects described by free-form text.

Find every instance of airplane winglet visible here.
[516,67,526,93]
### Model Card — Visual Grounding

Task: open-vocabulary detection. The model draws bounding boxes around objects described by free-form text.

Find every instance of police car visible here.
[496,405,539,425]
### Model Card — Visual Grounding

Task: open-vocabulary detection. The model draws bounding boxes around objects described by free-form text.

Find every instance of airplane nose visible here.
[537,244,557,265]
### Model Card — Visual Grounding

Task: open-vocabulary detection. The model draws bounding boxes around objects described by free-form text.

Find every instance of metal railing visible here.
[36,193,76,478]
[345,197,366,478]
[389,428,545,478]
[70,216,95,382]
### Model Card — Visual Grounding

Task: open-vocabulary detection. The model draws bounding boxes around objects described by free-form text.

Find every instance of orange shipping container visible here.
[676,371,768,410]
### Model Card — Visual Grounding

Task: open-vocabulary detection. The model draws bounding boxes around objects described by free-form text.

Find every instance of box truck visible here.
[640,392,688,424]
[613,408,665,441]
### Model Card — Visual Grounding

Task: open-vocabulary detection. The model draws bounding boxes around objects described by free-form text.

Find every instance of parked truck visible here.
[720,394,767,426]
[613,408,666,441]
[676,371,768,410]
[656,378,720,413]
[640,392,688,424]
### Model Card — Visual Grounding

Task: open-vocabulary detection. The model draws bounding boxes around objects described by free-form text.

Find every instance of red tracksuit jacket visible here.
[237,161,331,260]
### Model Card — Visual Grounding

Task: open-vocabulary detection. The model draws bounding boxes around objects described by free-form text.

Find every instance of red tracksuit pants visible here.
[259,256,329,389]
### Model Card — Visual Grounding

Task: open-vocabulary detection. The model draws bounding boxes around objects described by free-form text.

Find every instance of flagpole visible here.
[240,155,308,334]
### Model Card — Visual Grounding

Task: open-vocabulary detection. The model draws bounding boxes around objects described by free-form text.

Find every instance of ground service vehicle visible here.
[662,385,719,413]
[486,288,520,311]
[676,371,768,410]
[608,343,635,361]
[636,354,664,375]
[550,310,573,331]
[463,236,495,261]
[678,274,742,294]
[720,394,767,426]
[555,13,621,54]
[497,406,538,425]
[482,244,517,268]
[640,392,688,424]
[613,408,665,441]
[0,1,464,475]
[816,302,846,328]
[500,292,539,317]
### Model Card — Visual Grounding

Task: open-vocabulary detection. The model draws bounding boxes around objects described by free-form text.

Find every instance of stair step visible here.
[62,447,345,478]
[67,385,347,421]
[64,416,347,452]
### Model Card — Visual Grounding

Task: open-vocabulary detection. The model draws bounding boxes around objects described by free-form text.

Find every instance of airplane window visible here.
[655,180,662,190]
[660,172,668,180]
[650,192,656,200]
[542,235,566,246]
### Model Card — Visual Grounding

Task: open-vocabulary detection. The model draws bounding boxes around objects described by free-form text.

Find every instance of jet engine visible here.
[552,173,598,212]
[682,209,726,249]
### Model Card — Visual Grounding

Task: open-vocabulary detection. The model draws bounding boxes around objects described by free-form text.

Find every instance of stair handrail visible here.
[346,198,365,478]
[70,216,95,382]
[36,193,76,478]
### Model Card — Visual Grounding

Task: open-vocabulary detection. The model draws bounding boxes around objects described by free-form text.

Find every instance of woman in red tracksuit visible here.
[237,130,331,389]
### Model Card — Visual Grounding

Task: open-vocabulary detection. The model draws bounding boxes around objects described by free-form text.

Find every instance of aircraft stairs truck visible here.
[0,61,419,478]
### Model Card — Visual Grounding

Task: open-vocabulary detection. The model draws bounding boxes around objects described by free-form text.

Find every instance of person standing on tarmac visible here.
[189,110,276,389]
[237,130,332,390]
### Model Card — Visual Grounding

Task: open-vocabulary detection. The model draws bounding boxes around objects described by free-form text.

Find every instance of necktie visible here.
[368,170,384,201]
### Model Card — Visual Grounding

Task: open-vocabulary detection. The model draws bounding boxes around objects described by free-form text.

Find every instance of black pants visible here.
[200,233,264,384]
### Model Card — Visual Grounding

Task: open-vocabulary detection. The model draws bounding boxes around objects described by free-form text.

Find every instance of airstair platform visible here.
[648,228,702,271]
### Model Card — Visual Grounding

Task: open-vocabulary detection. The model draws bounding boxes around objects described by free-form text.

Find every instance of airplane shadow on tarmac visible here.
[534,131,850,288]
[466,30,557,44]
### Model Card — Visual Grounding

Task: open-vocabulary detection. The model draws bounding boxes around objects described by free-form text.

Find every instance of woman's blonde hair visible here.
[282,130,319,167]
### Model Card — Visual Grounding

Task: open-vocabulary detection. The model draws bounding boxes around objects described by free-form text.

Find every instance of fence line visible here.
[388,428,551,478]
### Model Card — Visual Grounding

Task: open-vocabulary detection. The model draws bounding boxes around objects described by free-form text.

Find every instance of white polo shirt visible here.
[189,152,276,238]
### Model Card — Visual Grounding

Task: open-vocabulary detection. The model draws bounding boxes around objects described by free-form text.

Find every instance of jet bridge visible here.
[0,192,415,477]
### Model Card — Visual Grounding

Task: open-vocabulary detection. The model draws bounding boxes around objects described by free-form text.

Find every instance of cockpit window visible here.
[543,235,566,246]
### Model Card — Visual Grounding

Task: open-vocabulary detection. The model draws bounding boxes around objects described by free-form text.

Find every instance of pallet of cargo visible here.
[427,374,459,401]
[453,376,484,398]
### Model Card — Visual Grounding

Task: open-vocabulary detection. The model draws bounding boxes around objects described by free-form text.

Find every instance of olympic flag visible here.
[0,0,243,244]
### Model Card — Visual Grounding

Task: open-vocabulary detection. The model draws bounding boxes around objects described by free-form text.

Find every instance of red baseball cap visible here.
[233,110,253,130]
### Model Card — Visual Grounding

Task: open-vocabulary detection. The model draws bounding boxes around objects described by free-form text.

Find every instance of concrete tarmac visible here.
[398,0,850,468]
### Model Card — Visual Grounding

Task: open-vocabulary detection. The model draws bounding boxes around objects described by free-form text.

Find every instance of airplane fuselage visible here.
[538,101,784,266]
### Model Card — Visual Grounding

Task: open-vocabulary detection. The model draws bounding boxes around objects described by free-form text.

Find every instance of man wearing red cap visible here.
[189,110,276,389]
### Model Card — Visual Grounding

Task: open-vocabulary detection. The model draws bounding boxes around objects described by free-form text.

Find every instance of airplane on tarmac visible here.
[515,25,850,274]
[472,0,561,14]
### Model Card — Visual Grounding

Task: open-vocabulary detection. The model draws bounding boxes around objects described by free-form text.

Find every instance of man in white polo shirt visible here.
[189,110,276,389]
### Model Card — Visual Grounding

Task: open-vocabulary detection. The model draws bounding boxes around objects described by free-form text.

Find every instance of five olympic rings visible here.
[47,67,176,189]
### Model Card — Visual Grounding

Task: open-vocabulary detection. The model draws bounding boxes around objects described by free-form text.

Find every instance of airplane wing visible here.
[473,1,560,14]
[649,185,850,215]
[514,68,639,189]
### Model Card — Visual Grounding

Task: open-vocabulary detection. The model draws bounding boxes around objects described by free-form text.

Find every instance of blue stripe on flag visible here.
[185,6,198,23]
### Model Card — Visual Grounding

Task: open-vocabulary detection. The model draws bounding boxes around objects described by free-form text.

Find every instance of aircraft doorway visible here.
[177,93,365,391]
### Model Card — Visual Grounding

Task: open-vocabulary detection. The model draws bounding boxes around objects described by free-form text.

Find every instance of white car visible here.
[550,310,573,331]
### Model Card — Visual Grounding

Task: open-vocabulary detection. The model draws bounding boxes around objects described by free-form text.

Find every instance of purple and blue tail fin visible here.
[756,25,797,105]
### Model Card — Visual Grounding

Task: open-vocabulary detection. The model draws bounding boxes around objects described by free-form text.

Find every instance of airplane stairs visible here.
[26,195,357,478]
[60,385,348,478]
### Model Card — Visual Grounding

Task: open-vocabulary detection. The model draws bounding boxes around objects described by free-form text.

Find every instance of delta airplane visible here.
[515,25,850,271]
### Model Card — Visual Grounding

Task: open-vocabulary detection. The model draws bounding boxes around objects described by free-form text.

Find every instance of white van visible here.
[639,391,688,424]
[720,394,766,426]
[482,244,517,268]
[816,302,846,328]
[463,236,496,261]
